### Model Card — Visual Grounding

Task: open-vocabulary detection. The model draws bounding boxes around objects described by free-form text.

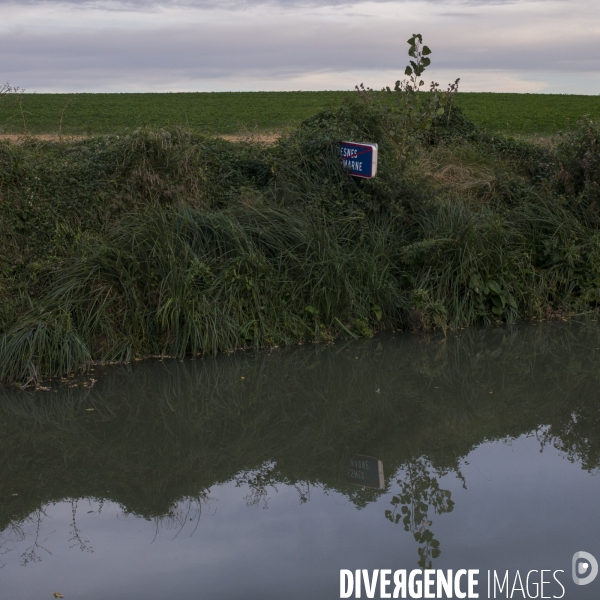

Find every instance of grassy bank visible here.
[1,91,600,137]
[1,94,600,385]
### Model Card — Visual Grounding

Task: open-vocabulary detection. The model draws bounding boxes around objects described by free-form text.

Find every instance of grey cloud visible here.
[0,0,562,9]
[1,21,598,91]
[438,11,480,16]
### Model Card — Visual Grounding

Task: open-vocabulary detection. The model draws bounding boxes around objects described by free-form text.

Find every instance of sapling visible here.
[356,34,460,159]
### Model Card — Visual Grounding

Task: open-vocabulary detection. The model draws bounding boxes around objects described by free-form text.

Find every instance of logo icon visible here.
[572,551,598,585]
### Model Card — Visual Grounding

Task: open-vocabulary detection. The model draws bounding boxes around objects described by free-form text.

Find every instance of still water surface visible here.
[1,322,600,599]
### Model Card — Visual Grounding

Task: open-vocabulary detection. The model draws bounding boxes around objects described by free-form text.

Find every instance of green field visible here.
[1,91,599,137]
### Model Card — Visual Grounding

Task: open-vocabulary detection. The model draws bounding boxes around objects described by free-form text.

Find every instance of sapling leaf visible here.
[405,66,413,76]
[422,46,432,55]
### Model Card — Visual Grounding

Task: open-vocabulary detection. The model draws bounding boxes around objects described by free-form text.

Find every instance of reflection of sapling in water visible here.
[386,458,456,568]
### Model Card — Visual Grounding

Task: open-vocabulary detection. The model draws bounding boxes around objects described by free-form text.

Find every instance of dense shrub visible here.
[555,117,600,221]
[1,99,600,384]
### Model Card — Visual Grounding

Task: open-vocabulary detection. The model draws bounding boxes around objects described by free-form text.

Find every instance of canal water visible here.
[1,321,600,599]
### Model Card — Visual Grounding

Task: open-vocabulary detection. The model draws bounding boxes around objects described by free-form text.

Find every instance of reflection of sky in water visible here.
[2,435,599,600]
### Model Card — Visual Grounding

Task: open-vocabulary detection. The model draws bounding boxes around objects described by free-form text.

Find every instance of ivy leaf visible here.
[372,304,383,321]
[488,280,501,294]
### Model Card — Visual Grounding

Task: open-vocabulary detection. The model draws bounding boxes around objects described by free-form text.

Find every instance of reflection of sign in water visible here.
[339,142,378,178]
[347,454,384,489]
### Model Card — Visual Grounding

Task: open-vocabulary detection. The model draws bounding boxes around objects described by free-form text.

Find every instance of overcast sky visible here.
[1,0,599,93]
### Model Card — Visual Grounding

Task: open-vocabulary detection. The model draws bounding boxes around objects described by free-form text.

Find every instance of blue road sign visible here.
[339,141,378,179]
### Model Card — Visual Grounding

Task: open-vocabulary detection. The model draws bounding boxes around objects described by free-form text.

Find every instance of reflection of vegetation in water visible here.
[1,321,600,568]
[387,459,456,568]
[2,498,95,565]
[1,508,51,568]
[0,496,209,569]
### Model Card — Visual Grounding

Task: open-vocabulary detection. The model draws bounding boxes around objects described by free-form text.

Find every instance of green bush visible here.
[556,117,600,216]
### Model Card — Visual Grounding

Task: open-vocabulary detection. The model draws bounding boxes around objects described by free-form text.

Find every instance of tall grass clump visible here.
[0,203,409,384]
[1,37,600,385]
[0,311,91,385]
